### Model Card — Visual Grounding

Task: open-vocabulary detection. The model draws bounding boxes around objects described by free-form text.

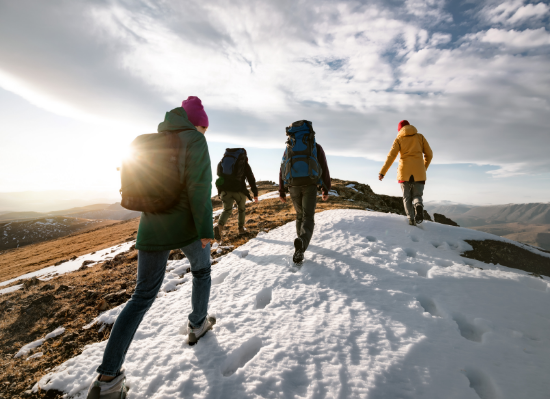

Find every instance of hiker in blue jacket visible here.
[279,120,331,264]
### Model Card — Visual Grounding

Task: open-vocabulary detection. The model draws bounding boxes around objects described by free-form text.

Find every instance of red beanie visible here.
[181,96,209,127]
[398,120,410,131]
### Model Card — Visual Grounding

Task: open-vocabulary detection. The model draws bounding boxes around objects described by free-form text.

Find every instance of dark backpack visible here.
[120,131,183,213]
[215,148,249,195]
[281,120,323,187]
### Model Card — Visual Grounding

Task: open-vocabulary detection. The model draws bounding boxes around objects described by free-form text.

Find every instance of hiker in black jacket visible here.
[215,149,258,239]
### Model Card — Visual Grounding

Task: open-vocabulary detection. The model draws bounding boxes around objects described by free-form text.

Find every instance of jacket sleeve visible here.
[422,135,433,170]
[316,144,331,194]
[245,162,258,197]
[379,139,400,176]
[185,134,214,240]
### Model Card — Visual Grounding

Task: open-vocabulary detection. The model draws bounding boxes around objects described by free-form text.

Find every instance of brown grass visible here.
[0,219,140,284]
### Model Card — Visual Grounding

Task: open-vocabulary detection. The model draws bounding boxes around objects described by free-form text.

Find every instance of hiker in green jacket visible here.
[87,97,215,399]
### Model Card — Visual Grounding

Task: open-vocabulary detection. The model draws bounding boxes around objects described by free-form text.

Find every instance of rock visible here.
[125,237,134,242]
[169,249,185,260]
[96,299,108,311]
[62,332,79,342]
[55,284,70,293]
[85,290,98,299]
[462,239,550,277]
[434,213,459,227]
[103,290,128,301]
[120,282,127,289]
[79,260,94,270]
[54,259,68,266]
[70,255,77,260]
[39,284,55,291]
[423,210,433,222]
[30,294,55,306]
[22,277,40,290]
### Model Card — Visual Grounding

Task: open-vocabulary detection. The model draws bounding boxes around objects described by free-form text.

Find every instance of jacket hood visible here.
[398,124,418,137]
[158,107,197,132]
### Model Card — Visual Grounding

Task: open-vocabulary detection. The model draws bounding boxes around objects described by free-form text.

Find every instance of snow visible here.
[346,183,359,192]
[27,352,44,360]
[328,189,339,197]
[35,210,550,398]
[15,327,65,358]
[0,241,136,294]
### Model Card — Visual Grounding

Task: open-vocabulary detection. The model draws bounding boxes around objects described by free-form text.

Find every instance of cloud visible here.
[476,27,550,47]
[0,0,549,179]
[482,0,550,26]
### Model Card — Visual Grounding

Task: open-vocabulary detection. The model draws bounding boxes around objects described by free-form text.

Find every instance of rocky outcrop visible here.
[462,239,550,277]
[434,213,459,226]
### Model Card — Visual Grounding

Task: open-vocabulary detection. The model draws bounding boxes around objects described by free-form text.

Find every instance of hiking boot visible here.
[188,316,216,346]
[214,224,224,241]
[86,369,127,399]
[408,218,416,226]
[414,203,424,224]
[293,238,305,265]
[238,226,247,235]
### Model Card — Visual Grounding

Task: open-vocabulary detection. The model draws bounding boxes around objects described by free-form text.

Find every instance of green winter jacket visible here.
[135,107,214,251]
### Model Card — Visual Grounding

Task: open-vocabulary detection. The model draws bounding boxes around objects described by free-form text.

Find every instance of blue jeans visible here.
[96,239,211,376]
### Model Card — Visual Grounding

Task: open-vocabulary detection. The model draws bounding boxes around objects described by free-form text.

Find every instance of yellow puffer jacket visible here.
[379,125,433,181]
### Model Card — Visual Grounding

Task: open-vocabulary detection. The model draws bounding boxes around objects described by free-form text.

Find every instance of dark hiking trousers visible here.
[400,181,425,221]
[289,185,318,251]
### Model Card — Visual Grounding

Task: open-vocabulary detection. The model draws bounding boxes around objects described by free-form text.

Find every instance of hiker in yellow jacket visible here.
[379,120,433,225]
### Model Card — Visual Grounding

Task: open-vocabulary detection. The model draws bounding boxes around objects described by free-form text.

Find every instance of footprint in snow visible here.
[417,295,441,317]
[461,368,500,399]
[212,271,229,285]
[221,337,263,377]
[255,287,272,309]
[453,313,490,343]
[404,248,416,258]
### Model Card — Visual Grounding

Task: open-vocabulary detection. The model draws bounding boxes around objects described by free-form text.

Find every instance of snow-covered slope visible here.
[37,210,550,398]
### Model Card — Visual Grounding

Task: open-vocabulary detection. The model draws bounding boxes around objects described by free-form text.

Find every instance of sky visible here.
[0,0,549,209]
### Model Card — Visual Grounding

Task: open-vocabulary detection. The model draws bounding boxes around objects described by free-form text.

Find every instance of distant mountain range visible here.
[0,190,120,213]
[0,203,140,222]
[425,202,550,227]
[425,201,550,250]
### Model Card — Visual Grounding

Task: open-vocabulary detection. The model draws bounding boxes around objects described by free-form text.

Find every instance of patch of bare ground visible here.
[461,239,550,278]
[0,219,140,284]
[0,248,140,398]
[0,217,120,252]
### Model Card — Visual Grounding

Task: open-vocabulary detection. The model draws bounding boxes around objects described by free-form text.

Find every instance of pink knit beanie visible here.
[181,96,209,127]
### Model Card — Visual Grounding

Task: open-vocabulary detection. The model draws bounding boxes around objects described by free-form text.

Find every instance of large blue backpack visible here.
[281,120,323,187]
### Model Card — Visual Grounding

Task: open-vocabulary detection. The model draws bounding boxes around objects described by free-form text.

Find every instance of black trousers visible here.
[289,185,318,251]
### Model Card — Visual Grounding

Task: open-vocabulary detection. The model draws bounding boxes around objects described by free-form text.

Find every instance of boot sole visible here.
[189,317,217,346]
